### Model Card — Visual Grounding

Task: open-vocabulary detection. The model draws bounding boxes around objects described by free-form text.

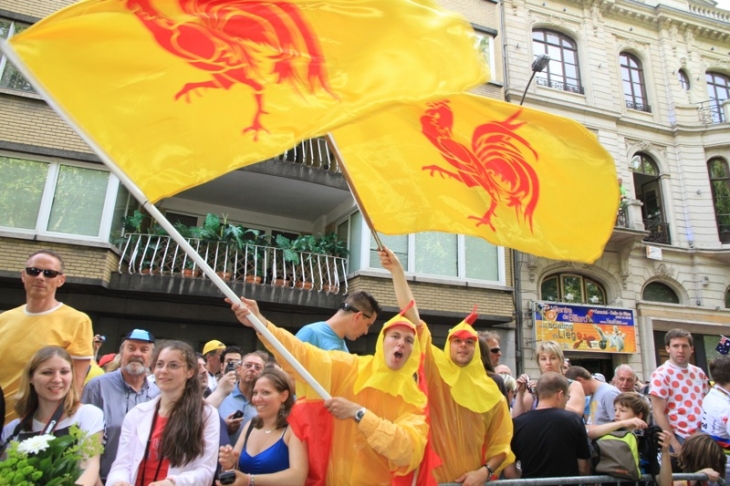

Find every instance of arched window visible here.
[643,282,679,304]
[708,158,730,244]
[620,53,650,112]
[726,288,730,308]
[541,273,606,305]
[677,70,690,91]
[706,72,730,123]
[631,153,670,244]
[532,30,583,94]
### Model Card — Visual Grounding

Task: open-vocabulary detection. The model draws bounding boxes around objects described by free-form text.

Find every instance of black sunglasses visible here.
[25,267,63,279]
[341,302,371,319]
[490,347,501,354]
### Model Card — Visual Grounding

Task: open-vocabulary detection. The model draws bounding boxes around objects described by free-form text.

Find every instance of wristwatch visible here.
[354,407,367,423]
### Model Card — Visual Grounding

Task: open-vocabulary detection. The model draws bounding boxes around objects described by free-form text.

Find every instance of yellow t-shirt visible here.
[0,303,94,422]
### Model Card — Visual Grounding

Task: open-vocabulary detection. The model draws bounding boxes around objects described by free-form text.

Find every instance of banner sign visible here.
[533,301,637,354]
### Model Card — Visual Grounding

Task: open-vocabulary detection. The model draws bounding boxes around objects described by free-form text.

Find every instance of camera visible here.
[219,471,236,485]
[232,410,244,419]
[94,335,106,343]
[225,360,241,374]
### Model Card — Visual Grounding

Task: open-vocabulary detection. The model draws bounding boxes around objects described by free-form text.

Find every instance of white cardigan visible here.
[106,397,219,486]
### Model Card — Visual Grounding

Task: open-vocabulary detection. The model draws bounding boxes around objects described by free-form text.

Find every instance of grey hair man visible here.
[613,364,639,393]
[82,329,159,482]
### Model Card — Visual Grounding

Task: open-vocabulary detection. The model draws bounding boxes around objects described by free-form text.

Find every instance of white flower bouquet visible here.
[0,424,102,485]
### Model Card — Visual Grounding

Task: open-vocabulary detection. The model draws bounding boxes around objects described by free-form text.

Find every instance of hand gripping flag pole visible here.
[0,39,331,401]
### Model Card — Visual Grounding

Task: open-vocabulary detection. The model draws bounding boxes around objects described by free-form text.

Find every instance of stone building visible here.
[502,0,730,379]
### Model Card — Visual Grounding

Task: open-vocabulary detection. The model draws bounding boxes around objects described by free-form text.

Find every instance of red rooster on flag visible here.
[126,0,336,139]
[421,100,540,232]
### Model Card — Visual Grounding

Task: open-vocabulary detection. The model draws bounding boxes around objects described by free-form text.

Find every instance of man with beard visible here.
[218,351,266,444]
[82,328,159,482]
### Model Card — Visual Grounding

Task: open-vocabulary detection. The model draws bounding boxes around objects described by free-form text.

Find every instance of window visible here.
[351,218,503,283]
[0,154,122,241]
[706,72,730,124]
[532,29,582,94]
[642,282,679,304]
[0,19,34,93]
[474,31,496,83]
[726,288,730,309]
[540,273,606,305]
[708,158,730,244]
[631,153,669,244]
[620,53,650,112]
[677,70,690,92]
[631,153,658,176]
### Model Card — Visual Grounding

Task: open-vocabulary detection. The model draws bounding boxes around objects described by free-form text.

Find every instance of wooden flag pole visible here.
[325,133,384,250]
[0,39,331,401]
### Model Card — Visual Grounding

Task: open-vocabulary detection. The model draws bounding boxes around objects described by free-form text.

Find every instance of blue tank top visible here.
[238,426,290,474]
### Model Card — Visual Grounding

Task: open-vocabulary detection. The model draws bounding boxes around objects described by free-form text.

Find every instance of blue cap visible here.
[123,329,155,343]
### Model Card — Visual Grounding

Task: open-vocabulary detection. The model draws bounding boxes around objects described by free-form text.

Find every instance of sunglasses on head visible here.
[341,302,371,319]
[25,267,63,279]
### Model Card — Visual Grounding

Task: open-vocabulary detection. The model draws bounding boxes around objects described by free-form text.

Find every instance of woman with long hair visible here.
[511,340,585,417]
[673,433,725,486]
[217,368,307,486]
[107,340,219,486]
[1,346,104,485]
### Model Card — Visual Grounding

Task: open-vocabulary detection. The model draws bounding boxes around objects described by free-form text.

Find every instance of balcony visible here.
[536,77,584,94]
[616,206,629,229]
[117,234,348,294]
[698,100,726,125]
[274,136,340,172]
[626,101,652,113]
[643,220,671,245]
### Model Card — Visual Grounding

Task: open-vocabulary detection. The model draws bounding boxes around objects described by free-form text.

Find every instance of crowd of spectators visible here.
[1,248,729,486]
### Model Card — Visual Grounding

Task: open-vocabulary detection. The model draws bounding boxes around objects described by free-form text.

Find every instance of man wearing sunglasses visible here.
[295,291,381,352]
[1,249,94,423]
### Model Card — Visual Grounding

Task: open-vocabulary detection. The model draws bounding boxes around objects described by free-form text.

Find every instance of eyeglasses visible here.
[25,267,63,278]
[242,362,263,371]
[490,347,501,354]
[341,302,372,319]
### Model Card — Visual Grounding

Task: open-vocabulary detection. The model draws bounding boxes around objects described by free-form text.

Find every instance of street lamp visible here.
[513,53,550,375]
[519,54,550,106]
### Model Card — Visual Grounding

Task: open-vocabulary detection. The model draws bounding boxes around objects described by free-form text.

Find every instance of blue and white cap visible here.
[123,329,155,343]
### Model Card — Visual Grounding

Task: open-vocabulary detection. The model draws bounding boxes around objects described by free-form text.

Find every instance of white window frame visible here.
[0,19,35,94]
[340,211,507,287]
[0,151,121,243]
[474,30,496,84]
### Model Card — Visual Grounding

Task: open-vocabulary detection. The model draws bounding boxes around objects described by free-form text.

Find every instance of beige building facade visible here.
[502,0,730,379]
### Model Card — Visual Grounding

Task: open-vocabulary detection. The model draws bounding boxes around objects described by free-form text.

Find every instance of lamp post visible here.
[519,54,550,106]
[513,53,549,375]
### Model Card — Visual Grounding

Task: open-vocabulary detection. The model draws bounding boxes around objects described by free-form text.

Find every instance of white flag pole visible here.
[0,40,330,400]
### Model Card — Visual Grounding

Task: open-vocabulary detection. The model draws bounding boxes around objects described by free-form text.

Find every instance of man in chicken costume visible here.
[380,247,515,486]
[230,296,428,486]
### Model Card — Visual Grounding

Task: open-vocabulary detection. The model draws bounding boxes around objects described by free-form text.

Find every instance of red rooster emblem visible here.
[421,100,540,232]
[126,0,337,139]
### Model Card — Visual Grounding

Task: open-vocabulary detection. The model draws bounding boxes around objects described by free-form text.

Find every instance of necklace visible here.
[264,429,273,434]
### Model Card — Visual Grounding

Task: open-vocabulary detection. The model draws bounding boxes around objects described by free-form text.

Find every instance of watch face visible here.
[355,409,365,421]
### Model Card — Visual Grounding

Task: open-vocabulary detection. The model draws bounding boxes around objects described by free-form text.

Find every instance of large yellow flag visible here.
[332,93,619,263]
[6,0,486,202]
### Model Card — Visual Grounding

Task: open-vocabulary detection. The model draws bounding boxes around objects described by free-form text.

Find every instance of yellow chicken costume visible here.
[259,310,428,486]
[419,309,515,483]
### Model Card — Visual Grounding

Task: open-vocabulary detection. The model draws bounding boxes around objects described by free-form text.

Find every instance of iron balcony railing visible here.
[626,101,652,113]
[535,76,585,94]
[275,136,339,172]
[698,100,725,124]
[643,219,671,245]
[615,206,629,229]
[117,234,348,294]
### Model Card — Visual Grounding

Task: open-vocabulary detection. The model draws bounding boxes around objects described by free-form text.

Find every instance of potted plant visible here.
[181,259,200,278]
[241,227,268,283]
[291,234,318,290]
[315,233,348,292]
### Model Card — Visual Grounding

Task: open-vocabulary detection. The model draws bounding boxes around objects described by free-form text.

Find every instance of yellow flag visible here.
[332,93,619,263]
[7,0,487,202]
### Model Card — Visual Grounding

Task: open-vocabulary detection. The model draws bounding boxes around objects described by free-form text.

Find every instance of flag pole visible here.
[0,40,330,400]
[325,133,385,250]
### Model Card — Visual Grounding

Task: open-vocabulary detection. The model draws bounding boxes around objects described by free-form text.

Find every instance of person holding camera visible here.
[217,368,307,486]
[218,352,266,445]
